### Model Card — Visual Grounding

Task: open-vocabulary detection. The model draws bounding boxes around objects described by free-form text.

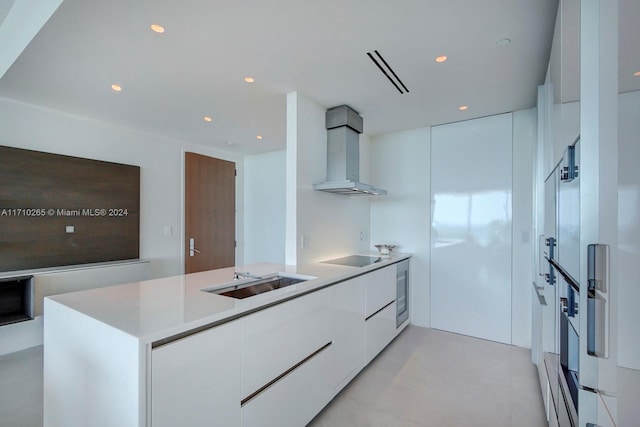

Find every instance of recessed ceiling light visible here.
[111,84,122,92]
[496,38,511,47]
[150,24,165,34]
[634,71,640,77]
[226,141,235,146]
[435,55,448,63]
[203,116,212,122]
[459,105,468,111]
[244,77,255,83]
[256,135,263,140]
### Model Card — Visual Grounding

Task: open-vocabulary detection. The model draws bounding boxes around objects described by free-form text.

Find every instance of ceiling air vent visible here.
[366,50,410,94]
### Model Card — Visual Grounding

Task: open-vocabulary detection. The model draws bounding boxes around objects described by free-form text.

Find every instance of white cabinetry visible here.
[241,288,331,398]
[44,259,410,427]
[332,276,365,392]
[151,321,241,427]
[44,299,144,427]
[241,288,331,427]
[364,265,397,364]
[365,264,396,318]
[241,341,332,427]
[365,303,396,364]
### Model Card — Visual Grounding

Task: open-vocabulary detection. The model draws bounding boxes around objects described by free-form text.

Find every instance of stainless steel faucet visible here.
[233,271,262,280]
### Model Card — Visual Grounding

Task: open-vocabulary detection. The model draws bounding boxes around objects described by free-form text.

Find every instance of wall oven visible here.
[396,260,409,327]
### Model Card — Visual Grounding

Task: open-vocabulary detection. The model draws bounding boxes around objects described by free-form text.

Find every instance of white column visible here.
[285,92,298,265]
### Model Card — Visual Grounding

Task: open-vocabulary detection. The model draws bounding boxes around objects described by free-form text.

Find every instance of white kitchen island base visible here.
[44,298,146,427]
[43,257,410,427]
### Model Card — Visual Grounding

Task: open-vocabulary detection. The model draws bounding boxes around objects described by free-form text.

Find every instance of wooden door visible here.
[185,152,235,273]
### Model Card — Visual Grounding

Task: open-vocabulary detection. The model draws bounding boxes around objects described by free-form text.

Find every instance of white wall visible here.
[286,92,371,265]
[0,96,245,353]
[370,128,431,328]
[369,111,536,346]
[243,150,286,265]
[617,90,640,370]
[285,93,298,265]
[512,108,536,348]
[0,96,244,278]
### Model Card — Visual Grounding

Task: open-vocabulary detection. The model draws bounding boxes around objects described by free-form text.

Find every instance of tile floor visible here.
[0,326,546,427]
[309,326,546,427]
[0,345,43,427]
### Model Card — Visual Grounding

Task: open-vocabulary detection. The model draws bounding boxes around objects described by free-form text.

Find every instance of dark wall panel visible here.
[0,146,140,271]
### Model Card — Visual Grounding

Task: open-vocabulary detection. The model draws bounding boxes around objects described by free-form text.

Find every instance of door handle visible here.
[587,244,609,358]
[189,238,201,257]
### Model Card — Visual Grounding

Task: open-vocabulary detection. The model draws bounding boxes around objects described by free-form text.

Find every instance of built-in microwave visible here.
[396,260,409,327]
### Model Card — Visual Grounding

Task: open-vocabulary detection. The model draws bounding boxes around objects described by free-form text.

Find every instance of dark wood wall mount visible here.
[0,146,140,272]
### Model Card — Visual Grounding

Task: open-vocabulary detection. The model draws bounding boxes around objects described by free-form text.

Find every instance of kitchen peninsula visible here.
[43,254,410,427]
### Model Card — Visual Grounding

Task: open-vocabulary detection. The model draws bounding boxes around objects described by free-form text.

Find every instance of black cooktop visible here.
[321,255,383,267]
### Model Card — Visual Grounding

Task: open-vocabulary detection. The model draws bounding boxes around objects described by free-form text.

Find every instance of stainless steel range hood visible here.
[313,105,387,196]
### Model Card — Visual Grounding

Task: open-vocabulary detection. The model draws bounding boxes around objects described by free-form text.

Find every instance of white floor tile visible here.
[0,326,546,427]
[309,326,546,427]
[0,345,43,427]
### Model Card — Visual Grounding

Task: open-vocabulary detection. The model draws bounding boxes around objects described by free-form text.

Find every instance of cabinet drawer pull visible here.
[365,300,395,322]
[240,341,332,407]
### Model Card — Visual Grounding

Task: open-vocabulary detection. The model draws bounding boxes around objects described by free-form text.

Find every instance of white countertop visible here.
[46,253,410,344]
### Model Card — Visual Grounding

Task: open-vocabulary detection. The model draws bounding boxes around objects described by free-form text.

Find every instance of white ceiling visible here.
[0,0,17,26]
[0,0,634,155]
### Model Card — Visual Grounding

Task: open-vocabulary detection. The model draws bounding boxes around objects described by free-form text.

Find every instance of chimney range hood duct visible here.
[313,105,387,196]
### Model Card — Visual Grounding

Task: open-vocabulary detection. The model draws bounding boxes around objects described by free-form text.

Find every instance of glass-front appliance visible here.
[396,260,409,327]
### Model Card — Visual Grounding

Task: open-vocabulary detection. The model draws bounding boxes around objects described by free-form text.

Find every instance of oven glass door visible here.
[396,261,409,327]
[559,275,580,423]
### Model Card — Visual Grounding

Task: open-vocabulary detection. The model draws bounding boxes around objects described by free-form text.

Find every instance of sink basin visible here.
[204,274,314,299]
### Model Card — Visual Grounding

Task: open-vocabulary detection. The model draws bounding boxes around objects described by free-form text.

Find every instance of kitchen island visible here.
[43,254,410,427]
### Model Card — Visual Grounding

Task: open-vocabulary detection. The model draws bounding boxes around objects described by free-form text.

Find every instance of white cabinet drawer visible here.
[365,302,396,364]
[364,265,396,317]
[241,288,331,399]
[332,276,365,391]
[151,321,241,427]
[241,341,333,427]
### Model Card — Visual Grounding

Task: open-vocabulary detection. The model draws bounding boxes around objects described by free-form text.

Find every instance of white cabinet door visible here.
[332,276,365,391]
[430,113,513,344]
[365,302,396,364]
[241,288,331,400]
[578,0,619,399]
[364,265,396,317]
[151,320,241,427]
[618,91,640,372]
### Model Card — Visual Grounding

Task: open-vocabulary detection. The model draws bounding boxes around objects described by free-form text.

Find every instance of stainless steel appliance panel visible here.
[557,140,580,283]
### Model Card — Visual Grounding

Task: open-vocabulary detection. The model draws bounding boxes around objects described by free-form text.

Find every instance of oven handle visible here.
[548,258,579,293]
[587,244,610,358]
